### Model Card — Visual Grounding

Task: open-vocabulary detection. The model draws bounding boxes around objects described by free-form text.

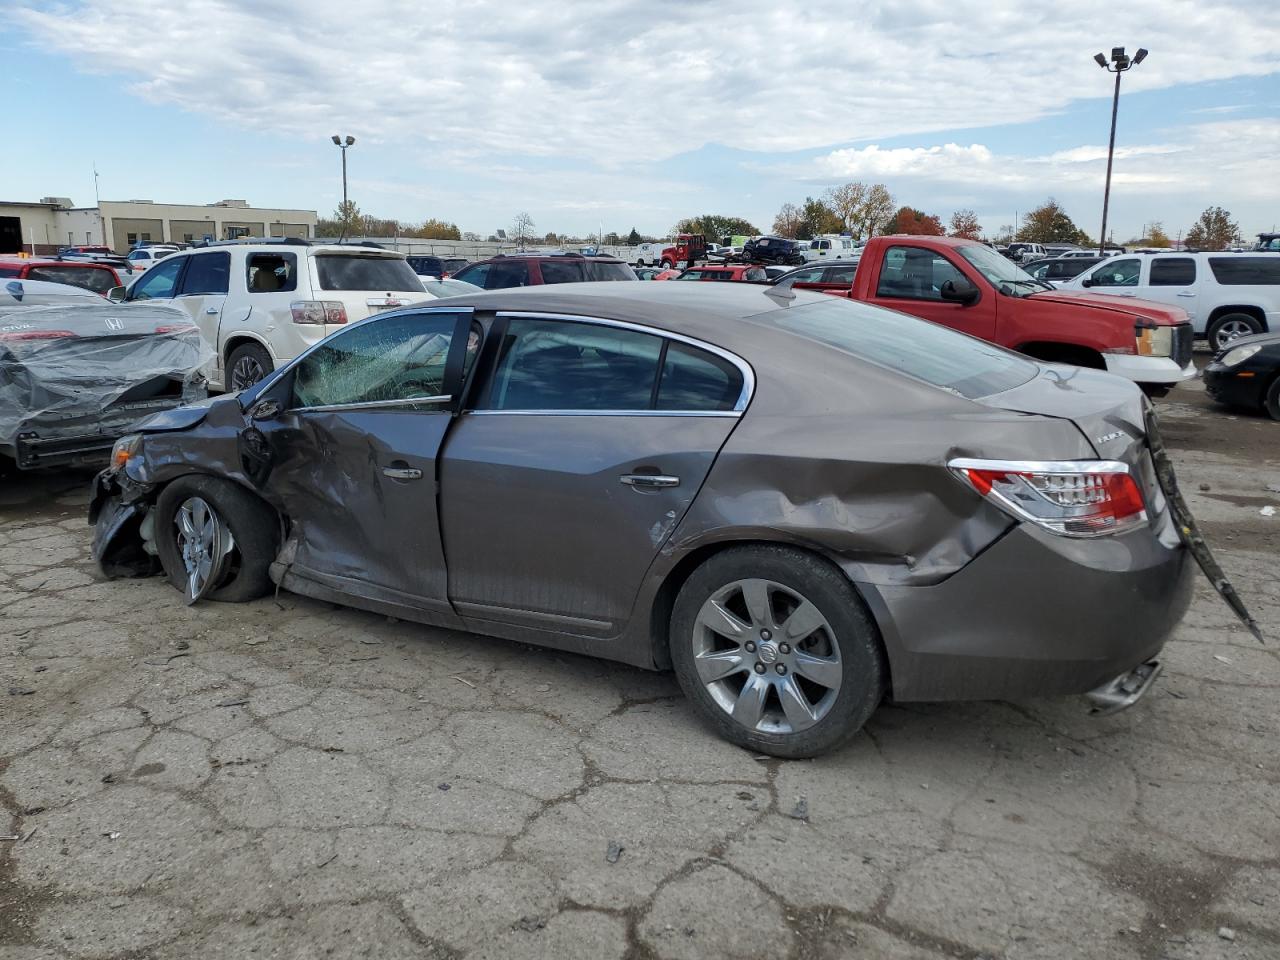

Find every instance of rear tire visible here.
[669,545,887,758]
[155,475,278,602]
[226,342,274,392]
[1207,313,1263,353]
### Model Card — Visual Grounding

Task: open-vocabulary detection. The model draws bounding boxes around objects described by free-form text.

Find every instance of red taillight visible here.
[154,323,199,335]
[949,458,1147,537]
[290,301,348,324]
[0,329,78,341]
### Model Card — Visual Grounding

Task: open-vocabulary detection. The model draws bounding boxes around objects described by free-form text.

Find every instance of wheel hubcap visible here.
[231,355,265,390]
[174,496,235,603]
[691,578,842,735]
[1217,320,1253,348]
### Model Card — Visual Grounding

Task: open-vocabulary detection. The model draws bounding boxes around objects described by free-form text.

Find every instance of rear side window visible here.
[756,298,1036,400]
[246,253,297,293]
[656,342,744,411]
[314,255,421,291]
[1208,257,1280,285]
[786,267,826,283]
[485,318,661,410]
[539,259,585,284]
[0,267,19,277]
[826,266,858,284]
[28,265,115,294]
[584,261,635,281]
[406,256,444,276]
[1149,258,1196,286]
[179,252,231,295]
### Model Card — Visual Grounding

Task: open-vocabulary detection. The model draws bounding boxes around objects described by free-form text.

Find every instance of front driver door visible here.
[439,313,748,635]
[251,308,472,617]
[867,244,997,341]
[172,250,230,345]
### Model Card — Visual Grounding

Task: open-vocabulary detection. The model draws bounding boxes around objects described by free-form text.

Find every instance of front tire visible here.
[1264,375,1280,421]
[154,475,279,602]
[669,545,887,758]
[1208,313,1263,352]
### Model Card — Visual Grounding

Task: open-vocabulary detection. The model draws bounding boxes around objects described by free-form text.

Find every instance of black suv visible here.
[453,253,636,289]
[406,255,469,278]
[742,236,804,266]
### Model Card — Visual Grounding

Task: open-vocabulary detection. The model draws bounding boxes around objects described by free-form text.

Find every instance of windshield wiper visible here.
[1002,278,1055,293]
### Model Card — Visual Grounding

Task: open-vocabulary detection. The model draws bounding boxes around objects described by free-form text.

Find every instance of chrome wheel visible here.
[1213,318,1256,351]
[230,354,266,390]
[174,496,235,603]
[692,578,842,735]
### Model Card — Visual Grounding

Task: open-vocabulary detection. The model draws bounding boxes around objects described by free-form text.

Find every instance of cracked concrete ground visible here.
[2,380,1278,959]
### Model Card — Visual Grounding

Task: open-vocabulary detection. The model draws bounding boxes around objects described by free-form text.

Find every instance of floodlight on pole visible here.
[331,134,357,239]
[1093,46,1147,255]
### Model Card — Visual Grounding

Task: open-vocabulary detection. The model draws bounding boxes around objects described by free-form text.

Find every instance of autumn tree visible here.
[888,206,945,236]
[772,202,804,239]
[794,197,842,240]
[949,209,982,240]
[1016,198,1090,245]
[1184,207,1239,251]
[825,182,867,233]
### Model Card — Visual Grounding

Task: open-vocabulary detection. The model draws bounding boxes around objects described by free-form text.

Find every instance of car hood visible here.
[1027,290,1188,326]
[1219,330,1280,351]
[133,392,233,433]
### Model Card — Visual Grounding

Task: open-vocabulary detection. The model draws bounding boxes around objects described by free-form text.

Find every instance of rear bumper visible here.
[1103,354,1197,386]
[860,518,1194,702]
[3,397,191,470]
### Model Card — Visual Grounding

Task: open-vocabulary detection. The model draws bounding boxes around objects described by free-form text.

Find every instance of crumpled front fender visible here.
[91,491,160,579]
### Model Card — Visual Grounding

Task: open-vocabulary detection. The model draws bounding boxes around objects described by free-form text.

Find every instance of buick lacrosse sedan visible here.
[91,283,1245,757]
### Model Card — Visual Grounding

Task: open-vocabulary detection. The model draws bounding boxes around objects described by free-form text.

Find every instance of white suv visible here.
[111,241,427,390]
[126,246,180,270]
[1061,252,1280,351]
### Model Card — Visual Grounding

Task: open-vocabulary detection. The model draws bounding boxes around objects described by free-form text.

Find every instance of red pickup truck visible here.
[789,236,1195,394]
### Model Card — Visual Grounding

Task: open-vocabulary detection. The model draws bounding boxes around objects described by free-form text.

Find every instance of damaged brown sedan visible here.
[90,283,1254,757]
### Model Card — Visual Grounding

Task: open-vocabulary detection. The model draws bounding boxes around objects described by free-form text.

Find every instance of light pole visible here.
[1093,46,1147,255]
[331,134,355,235]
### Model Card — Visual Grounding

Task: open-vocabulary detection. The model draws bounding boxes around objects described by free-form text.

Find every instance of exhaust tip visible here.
[1085,660,1162,716]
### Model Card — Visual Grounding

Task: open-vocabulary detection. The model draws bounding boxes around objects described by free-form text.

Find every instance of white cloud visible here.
[11,0,1280,161]
[805,120,1280,200]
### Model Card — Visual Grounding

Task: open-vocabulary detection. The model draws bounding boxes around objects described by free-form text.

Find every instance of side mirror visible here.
[1080,277,1093,288]
[249,398,282,422]
[107,286,127,302]
[939,278,980,305]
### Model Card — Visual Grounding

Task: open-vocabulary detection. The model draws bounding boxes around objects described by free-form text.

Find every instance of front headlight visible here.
[1221,344,1262,367]
[110,434,142,470]
[1134,324,1174,357]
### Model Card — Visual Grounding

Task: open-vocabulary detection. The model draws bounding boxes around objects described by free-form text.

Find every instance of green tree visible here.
[794,197,842,240]
[315,199,363,237]
[672,214,761,242]
[1184,207,1239,251]
[626,227,642,244]
[824,182,867,234]
[888,207,946,236]
[1016,198,1090,245]
[949,209,982,240]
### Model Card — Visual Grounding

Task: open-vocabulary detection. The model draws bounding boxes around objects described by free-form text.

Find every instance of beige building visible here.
[0,197,317,255]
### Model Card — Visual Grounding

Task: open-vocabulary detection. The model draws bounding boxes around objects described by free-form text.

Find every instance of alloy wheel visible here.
[691,578,842,735]
[174,496,235,602]
[230,354,266,390]
[1214,319,1256,351]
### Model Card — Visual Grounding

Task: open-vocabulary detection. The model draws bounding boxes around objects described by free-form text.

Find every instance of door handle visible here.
[1176,291,1195,297]
[205,306,220,314]
[620,474,680,489]
[382,466,423,480]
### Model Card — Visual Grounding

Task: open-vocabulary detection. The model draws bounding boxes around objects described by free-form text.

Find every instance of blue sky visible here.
[4,0,1279,242]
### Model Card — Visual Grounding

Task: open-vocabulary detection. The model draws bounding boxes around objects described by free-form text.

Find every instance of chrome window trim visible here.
[295,395,452,414]
[491,310,755,414]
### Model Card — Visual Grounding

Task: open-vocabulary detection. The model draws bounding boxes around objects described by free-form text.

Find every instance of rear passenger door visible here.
[1140,257,1200,326]
[439,314,749,635]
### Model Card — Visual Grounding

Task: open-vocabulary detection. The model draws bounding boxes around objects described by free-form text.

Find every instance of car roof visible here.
[469,253,626,264]
[0,257,115,268]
